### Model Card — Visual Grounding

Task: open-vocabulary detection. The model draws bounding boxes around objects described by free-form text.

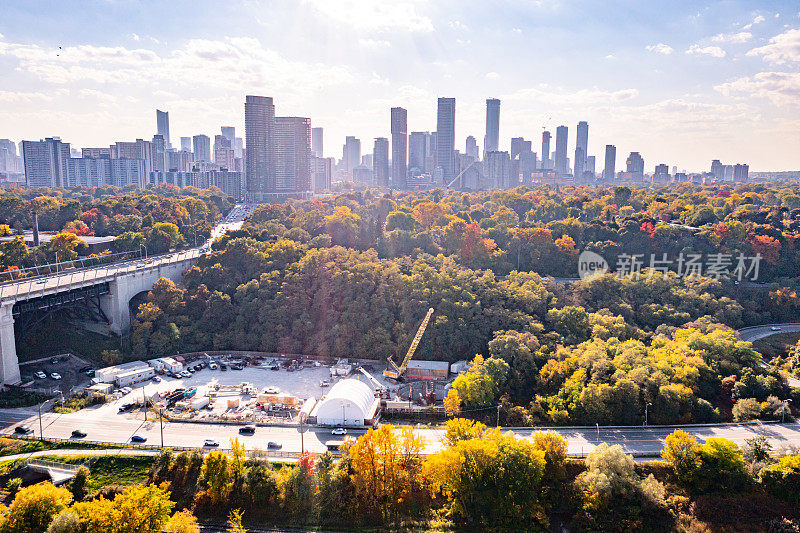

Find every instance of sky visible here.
[1,0,799,172]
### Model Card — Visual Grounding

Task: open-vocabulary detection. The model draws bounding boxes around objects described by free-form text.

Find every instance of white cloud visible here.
[512,28,522,34]
[485,72,500,79]
[79,88,117,105]
[747,28,800,64]
[448,20,467,30]
[505,85,639,107]
[129,33,140,41]
[743,15,766,29]
[301,0,434,33]
[605,54,615,60]
[711,31,752,43]
[716,71,800,105]
[646,43,674,55]
[358,38,391,49]
[686,44,726,57]
[0,90,53,103]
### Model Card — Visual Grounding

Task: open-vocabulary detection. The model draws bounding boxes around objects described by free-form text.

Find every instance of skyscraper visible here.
[391,107,408,189]
[435,97,456,184]
[156,109,170,149]
[409,132,428,173]
[343,136,361,178]
[604,145,617,181]
[653,163,670,182]
[484,98,500,158]
[486,151,511,189]
[626,152,644,179]
[180,137,192,153]
[192,135,211,162]
[214,135,235,170]
[373,137,389,187]
[465,136,479,160]
[245,95,276,198]
[151,134,167,172]
[541,131,551,169]
[22,138,70,188]
[312,127,323,157]
[574,121,588,180]
[734,163,749,182]
[273,117,311,192]
[554,125,568,176]
[710,160,724,180]
[221,126,235,147]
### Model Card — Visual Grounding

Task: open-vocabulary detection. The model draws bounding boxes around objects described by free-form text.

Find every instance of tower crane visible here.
[384,307,434,381]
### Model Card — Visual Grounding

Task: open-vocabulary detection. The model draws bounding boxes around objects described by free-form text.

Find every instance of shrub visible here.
[760,455,800,503]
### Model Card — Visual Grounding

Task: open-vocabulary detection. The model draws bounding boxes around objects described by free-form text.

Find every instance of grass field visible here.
[33,454,154,492]
[0,437,122,458]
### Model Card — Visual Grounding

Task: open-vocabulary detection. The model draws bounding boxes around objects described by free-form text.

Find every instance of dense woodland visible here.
[0,185,232,271]
[3,424,800,532]
[125,183,800,425]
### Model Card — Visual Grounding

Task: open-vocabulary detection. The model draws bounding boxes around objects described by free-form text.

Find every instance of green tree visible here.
[0,482,73,533]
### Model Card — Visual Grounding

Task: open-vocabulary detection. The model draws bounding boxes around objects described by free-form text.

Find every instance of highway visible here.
[2,407,800,459]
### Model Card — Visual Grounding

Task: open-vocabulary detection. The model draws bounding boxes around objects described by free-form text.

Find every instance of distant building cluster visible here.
[6,95,765,197]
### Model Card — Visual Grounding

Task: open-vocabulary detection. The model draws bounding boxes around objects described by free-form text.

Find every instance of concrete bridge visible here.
[0,248,204,385]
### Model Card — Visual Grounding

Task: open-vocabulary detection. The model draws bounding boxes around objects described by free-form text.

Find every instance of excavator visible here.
[384,307,434,381]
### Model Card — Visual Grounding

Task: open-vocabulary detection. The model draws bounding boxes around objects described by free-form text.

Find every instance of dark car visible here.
[131,435,147,443]
[194,364,203,371]
[14,426,33,435]
[220,364,228,371]
[238,425,256,435]
[230,363,243,370]
[267,441,282,449]
[79,365,93,373]
[71,429,87,438]
[118,403,134,413]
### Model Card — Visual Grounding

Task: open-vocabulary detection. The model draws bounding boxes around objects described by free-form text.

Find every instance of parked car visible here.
[118,403,134,413]
[208,362,218,370]
[14,426,33,435]
[79,365,92,373]
[193,364,203,371]
[230,363,243,370]
[771,326,782,331]
[220,364,228,371]
[239,425,256,435]
[203,439,219,447]
[71,429,87,438]
[264,386,279,394]
[267,441,282,449]
[51,358,59,364]
[35,371,47,379]
[130,435,147,443]
[180,371,192,378]
[50,372,62,380]
[152,376,162,383]
[331,427,347,435]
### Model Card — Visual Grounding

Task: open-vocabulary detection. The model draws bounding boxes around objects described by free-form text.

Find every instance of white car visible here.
[180,370,192,378]
[208,362,218,370]
[264,386,279,394]
[50,372,62,380]
[770,326,782,331]
[35,371,47,379]
[331,427,347,435]
[203,439,219,447]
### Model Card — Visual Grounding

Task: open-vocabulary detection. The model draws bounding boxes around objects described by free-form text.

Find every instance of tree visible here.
[760,454,800,503]
[531,430,568,482]
[200,451,231,505]
[70,466,90,502]
[661,430,701,484]
[226,509,246,533]
[163,510,200,533]
[49,232,87,261]
[45,511,81,533]
[442,418,486,446]
[0,482,72,533]
[71,484,174,533]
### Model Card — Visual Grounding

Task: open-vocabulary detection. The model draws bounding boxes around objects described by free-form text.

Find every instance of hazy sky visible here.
[1,0,799,172]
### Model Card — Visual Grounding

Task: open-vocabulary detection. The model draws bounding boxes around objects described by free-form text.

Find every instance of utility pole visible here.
[496,404,501,428]
[38,403,43,441]
[159,408,164,448]
[596,423,600,443]
[645,402,652,427]
[142,385,147,421]
[300,415,304,454]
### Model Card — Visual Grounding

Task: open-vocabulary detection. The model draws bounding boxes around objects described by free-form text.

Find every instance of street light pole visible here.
[159,408,164,448]
[300,415,304,454]
[38,403,43,441]
[645,402,652,427]
[596,423,600,443]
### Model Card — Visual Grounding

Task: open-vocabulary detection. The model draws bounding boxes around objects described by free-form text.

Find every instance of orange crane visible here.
[384,308,434,380]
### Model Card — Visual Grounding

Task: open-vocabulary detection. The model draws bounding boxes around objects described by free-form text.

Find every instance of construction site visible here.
[88,308,465,429]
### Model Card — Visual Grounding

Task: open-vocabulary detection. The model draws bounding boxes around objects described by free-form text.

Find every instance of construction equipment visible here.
[357,366,389,398]
[446,161,476,189]
[384,308,434,381]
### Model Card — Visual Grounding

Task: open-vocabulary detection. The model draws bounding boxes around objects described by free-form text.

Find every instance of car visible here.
[180,370,192,378]
[152,376,162,383]
[170,372,182,379]
[71,429,87,438]
[51,358,59,364]
[85,369,95,377]
[239,425,256,435]
[319,380,330,387]
[331,427,347,436]
[267,441,282,449]
[118,403,134,413]
[220,364,228,371]
[264,386,279,394]
[34,371,47,379]
[130,435,147,443]
[14,426,33,435]
[186,367,195,374]
[50,372,62,380]
[79,365,92,373]
[193,364,203,371]
[203,439,219,447]
[771,326,782,331]
[208,362,218,370]
[230,363,243,370]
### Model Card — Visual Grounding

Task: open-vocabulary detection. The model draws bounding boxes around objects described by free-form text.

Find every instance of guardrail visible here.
[25,458,83,471]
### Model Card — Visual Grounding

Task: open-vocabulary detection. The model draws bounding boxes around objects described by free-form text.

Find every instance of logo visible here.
[578,250,609,280]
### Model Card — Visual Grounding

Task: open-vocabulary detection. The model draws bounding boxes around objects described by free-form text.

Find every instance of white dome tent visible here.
[312,378,380,427]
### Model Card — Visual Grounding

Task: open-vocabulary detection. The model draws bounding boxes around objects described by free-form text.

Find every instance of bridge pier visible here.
[101,280,131,336]
[0,303,21,385]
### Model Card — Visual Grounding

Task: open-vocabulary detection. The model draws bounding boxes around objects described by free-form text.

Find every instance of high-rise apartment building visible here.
[156,109,170,149]
[111,138,153,177]
[574,121,588,179]
[554,125,568,176]
[410,132,429,173]
[343,136,361,178]
[391,107,408,189]
[586,155,596,176]
[734,163,749,182]
[373,137,389,187]
[710,160,724,180]
[653,163,670,182]
[486,151,511,189]
[626,152,644,180]
[180,137,192,153]
[465,136,479,160]
[221,126,235,147]
[484,98,500,157]
[273,117,311,192]
[541,131,551,169]
[81,147,111,159]
[214,135,235,170]
[192,135,211,162]
[312,156,332,191]
[22,138,70,188]
[435,97,456,184]
[245,95,276,198]
[151,134,167,172]
[604,145,617,181]
[312,127,323,157]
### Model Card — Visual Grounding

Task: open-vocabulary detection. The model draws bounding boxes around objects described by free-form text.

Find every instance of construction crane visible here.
[446,161,476,190]
[357,366,388,398]
[384,307,434,380]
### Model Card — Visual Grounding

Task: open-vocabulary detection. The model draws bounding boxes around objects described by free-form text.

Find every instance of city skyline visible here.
[1,1,799,171]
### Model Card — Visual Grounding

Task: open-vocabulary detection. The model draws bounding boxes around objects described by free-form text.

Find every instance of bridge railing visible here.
[0,247,208,301]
